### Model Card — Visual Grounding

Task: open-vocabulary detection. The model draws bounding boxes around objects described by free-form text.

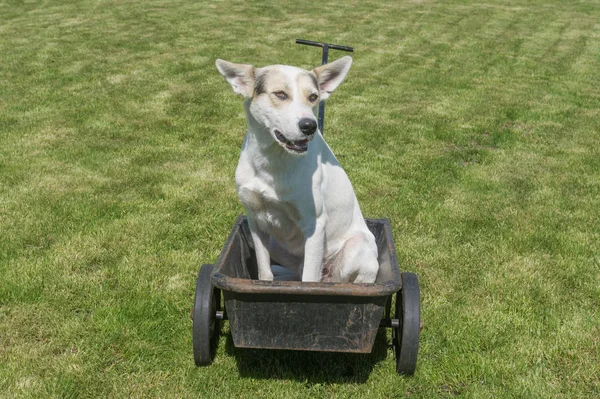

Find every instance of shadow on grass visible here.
[224,328,391,384]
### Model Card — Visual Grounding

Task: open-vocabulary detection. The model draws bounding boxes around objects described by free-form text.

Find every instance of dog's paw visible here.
[258,269,274,281]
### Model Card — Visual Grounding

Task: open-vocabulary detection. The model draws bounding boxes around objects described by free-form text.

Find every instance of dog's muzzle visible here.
[275,130,310,153]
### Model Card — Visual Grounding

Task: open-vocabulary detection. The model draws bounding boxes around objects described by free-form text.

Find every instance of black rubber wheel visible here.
[394,272,420,375]
[192,264,221,366]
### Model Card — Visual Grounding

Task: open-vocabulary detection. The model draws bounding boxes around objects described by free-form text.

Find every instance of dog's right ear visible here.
[215,59,255,98]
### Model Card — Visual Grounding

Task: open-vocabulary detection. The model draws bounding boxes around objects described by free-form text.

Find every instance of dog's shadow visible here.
[223,327,391,384]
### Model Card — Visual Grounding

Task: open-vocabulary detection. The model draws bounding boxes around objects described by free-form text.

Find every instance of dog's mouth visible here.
[274,130,310,153]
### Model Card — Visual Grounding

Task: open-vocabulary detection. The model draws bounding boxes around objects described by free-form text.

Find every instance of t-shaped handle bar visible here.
[295,39,354,54]
[296,39,354,134]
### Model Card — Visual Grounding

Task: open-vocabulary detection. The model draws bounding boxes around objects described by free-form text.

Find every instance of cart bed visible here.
[211,216,402,353]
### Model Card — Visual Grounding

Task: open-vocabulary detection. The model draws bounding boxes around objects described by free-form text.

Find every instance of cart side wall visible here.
[215,216,258,280]
[223,292,388,353]
[368,219,399,285]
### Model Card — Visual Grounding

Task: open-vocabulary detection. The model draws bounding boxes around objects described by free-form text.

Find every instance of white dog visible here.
[216,56,378,283]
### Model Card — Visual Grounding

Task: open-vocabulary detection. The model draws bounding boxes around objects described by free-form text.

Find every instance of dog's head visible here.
[215,56,352,154]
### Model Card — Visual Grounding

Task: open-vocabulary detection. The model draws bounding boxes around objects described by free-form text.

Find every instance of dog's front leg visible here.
[247,217,274,281]
[301,220,326,282]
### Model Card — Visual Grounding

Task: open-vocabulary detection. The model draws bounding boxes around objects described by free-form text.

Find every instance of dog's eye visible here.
[274,91,288,100]
[309,93,318,102]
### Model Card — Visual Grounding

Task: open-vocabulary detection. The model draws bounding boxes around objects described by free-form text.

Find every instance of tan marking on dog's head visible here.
[253,68,292,106]
[253,67,320,107]
[297,72,320,106]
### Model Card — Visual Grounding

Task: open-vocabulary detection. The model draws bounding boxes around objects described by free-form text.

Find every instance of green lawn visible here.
[1,0,599,397]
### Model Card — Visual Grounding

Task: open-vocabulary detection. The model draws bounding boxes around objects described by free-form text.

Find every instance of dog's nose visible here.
[298,118,317,136]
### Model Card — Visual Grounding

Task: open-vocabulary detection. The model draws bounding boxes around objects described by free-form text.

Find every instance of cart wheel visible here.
[394,272,420,375]
[192,264,221,366]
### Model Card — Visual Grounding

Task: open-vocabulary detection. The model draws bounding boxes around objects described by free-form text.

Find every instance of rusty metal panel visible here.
[225,292,387,353]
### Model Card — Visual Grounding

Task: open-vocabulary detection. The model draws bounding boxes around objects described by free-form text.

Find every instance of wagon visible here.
[192,39,421,375]
[192,215,421,375]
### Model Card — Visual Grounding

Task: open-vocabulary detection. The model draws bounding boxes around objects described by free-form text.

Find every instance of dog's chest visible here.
[237,180,305,253]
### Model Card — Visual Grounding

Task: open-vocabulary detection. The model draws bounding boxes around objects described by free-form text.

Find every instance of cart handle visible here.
[296,39,354,134]
[295,39,354,53]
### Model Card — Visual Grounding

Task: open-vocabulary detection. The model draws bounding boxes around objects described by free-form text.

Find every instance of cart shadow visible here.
[224,327,391,384]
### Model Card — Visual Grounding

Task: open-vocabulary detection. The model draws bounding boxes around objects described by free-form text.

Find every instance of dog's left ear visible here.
[312,56,352,101]
[216,59,256,98]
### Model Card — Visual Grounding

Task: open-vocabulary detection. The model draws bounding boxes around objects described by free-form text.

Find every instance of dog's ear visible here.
[215,59,256,98]
[312,56,352,101]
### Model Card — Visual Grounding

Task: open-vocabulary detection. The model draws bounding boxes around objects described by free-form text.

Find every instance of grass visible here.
[1,0,599,397]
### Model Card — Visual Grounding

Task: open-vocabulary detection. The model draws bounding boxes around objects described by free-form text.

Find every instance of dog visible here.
[215,56,379,283]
